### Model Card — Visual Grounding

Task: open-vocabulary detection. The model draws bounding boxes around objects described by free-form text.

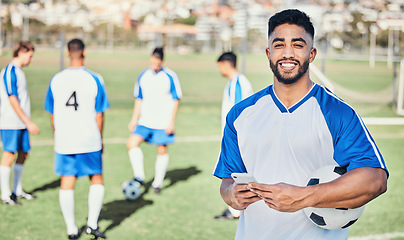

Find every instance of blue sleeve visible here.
[134,70,146,99]
[332,110,387,173]
[44,82,54,114]
[165,70,181,100]
[95,78,110,113]
[318,88,388,175]
[213,109,247,179]
[4,66,18,97]
[234,77,242,104]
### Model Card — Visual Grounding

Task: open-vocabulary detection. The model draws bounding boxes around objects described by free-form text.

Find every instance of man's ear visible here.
[265,48,270,60]
[309,47,317,63]
[66,50,70,57]
[82,50,86,58]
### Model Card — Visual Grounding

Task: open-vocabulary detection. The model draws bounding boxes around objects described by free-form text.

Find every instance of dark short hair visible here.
[268,9,314,39]
[13,41,35,57]
[67,38,85,52]
[217,52,237,68]
[152,47,164,60]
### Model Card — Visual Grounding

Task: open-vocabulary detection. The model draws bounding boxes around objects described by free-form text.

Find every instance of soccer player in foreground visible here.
[214,52,253,220]
[0,41,39,205]
[127,47,182,194]
[45,39,109,239]
[213,9,388,239]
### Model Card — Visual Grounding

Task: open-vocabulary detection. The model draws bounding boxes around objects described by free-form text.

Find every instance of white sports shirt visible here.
[45,67,110,154]
[134,67,182,130]
[0,63,31,129]
[214,84,388,240]
[221,73,253,131]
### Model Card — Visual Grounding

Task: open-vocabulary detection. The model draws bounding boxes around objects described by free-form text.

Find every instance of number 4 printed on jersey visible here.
[66,91,79,110]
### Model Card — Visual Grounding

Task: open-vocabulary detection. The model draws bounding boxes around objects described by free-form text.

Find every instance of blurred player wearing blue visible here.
[214,9,388,239]
[0,41,39,205]
[45,39,109,239]
[214,52,253,220]
[127,47,182,194]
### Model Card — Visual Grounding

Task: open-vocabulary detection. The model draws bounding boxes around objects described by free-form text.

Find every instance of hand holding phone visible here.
[231,173,256,185]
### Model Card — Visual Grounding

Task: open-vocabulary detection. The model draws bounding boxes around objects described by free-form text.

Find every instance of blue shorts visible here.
[0,129,31,153]
[133,125,175,146]
[55,150,102,177]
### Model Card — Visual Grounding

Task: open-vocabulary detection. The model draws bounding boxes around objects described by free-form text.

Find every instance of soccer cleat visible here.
[85,226,106,239]
[133,177,144,186]
[1,195,21,206]
[153,187,161,194]
[214,209,239,220]
[67,233,80,239]
[17,191,37,200]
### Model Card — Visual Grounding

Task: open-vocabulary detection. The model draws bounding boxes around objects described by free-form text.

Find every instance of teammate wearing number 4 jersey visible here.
[45,39,109,240]
[0,41,39,206]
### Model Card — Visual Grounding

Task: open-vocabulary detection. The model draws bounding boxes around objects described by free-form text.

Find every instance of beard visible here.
[270,58,310,85]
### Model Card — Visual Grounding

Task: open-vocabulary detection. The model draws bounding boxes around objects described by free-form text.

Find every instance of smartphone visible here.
[231,173,256,185]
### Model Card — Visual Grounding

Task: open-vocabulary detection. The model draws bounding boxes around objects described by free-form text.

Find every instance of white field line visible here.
[363,117,404,125]
[349,232,404,240]
[13,135,222,147]
[4,117,404,148]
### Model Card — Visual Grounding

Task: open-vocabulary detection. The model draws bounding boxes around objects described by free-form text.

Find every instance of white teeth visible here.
[281,63,295,67]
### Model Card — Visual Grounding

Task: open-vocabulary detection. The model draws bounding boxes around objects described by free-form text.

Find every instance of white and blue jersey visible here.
[214,84,387,240]
[134,67,182,130]
[44,67,109,155]
[0,63,31,129]
[221,73,253,131]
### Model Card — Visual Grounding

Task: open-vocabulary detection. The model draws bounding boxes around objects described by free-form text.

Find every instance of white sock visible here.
[13,163,24,195]
[228,206,241,218]
[0,166,11,200]
[129,147,145,181]
[59,189,78,235]
[152,154,169,188]
[87,184,105,230]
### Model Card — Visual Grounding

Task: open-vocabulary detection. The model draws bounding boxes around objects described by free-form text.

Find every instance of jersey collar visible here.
[269,84,318,113]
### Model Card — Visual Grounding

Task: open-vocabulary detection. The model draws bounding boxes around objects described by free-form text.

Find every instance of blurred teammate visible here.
[45,39,109,239]
[214,9,388,239]
[0,41,39,205]
[214,52,253,220]
[127,47,182,194]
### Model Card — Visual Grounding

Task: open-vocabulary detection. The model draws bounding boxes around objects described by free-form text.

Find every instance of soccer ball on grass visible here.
[303,165,365,230]
[122,179,142,201]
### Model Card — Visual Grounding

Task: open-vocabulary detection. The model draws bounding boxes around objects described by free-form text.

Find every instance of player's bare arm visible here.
[220,178,261,210]
[166,100,179,135]
[96,112,104,152]
[9,95,39,134]
[128,99,142,131]
[248,167,387,212]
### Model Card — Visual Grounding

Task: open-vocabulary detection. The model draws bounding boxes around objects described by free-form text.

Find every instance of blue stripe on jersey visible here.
[214,87,270,179]
[135,70,147,99]
[269,86,288,113]
[83,69,110,113]
[44,79,54,114]
[3,65,18,97]
[163,69,179,100]
[314,86,388,174]
[234,75,242,104]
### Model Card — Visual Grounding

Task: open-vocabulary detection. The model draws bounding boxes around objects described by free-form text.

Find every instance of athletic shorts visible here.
[0,129,30,153]
[133,125,175,145]
[55,150,102,177]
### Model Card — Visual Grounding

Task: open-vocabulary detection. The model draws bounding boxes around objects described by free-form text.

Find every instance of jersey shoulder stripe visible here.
[3,64,18,96]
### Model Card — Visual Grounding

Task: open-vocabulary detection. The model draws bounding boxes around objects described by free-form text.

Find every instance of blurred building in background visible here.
[0,0,403,55]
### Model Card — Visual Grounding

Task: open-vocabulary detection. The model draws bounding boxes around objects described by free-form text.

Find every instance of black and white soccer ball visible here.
[122,179,142,201]
[303,165,365,230]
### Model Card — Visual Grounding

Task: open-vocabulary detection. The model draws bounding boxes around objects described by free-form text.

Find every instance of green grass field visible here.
[0,49,403,240]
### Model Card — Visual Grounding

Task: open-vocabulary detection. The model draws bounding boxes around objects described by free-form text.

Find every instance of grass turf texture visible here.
[0,49,403,239]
